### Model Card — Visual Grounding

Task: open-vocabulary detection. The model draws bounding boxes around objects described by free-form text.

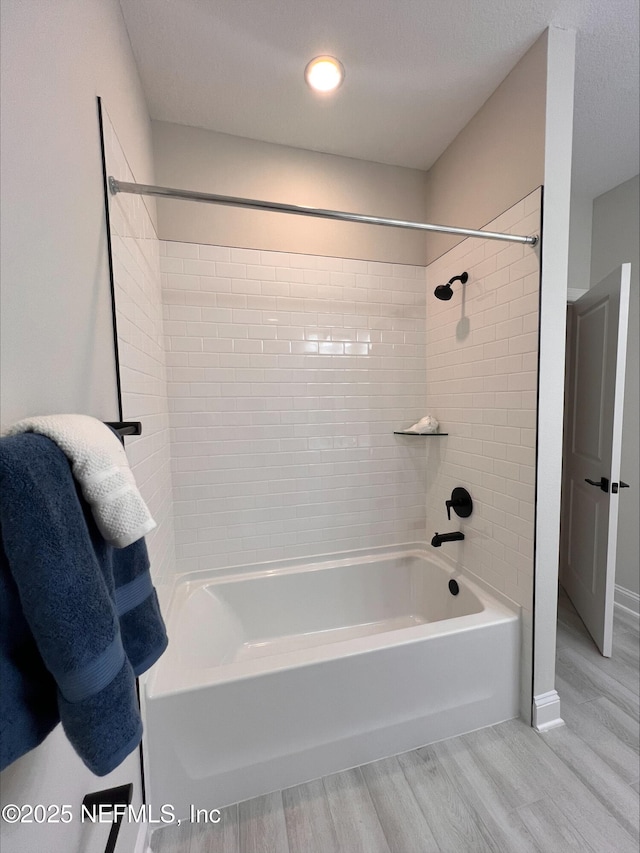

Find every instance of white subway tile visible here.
[508,332,538,354]
[247,264,276,281]
[199,244,231,262]
[247,295,278,310]
[216,292,248,308]
[200,275,231,293]
[276,266,305,282]
[233,339,263,353]
[169,336,203,352]
[232,279,261,295]
[166,273,199,290]
[217,262,247,278]
[183,259,218,276]
[509,292,539,318]
[507,371,538,391]
[203,338,233,352]
[231,248,261,264]
[188,353,222,367]
[164,320,187,336]
[232,308,263,324]
[169,305,202,321]
[165,240,199,258]
[163,289,186,305]
[260,251,291,267]
[523,272,540,295]
[160,256,184,274]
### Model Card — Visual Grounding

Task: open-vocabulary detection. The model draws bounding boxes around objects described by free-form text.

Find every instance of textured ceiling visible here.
[119,0,639,199]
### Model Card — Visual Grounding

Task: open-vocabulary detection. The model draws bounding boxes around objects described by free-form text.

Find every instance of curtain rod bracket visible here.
[108,176,538,247]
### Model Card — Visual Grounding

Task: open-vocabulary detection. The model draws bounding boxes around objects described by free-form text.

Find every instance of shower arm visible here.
[448,273,467,286]
[108,178,538,247]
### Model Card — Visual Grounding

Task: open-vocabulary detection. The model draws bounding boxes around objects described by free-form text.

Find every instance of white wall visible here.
[532,26,576,721]
[424,34,547,263]
[162,242,426,573]
[590,175,640,603]
[151,121,429,265]
[425,191,542,720]
[568,191,593,293]
[0,2,155,850]
[0,0,155,426]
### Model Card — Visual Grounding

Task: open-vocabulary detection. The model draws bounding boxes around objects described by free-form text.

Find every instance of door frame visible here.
[560,266,631,655]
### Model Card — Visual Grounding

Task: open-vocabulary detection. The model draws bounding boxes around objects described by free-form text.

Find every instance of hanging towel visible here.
[86,519,168,677]
[5,414,156,548]
[0,433,167,776]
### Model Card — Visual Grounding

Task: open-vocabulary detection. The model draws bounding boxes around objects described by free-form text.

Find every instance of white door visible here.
[560,264,631,657]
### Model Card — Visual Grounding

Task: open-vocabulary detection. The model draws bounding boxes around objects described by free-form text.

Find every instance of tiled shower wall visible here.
[424,188,541,719]
[107,142,539,717]
[161,245,427,573]
[104,111,175,590]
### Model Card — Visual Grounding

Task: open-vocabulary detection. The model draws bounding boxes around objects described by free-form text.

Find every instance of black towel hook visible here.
[104,422,142,440]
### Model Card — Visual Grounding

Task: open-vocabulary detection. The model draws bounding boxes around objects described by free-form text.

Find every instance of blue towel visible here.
[0,433,167,776]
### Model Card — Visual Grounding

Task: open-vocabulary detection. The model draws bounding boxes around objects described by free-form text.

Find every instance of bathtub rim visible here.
[147,543,520,699]
[156,540,520,614]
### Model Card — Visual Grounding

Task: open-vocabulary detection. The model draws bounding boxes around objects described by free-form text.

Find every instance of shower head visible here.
[434,271,468,301]
[434,283,454,300]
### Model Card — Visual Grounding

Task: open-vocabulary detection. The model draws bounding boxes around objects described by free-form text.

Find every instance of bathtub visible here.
[143,546,519,815]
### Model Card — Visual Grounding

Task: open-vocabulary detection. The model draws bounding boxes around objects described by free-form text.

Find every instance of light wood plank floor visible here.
[150,592,639,853]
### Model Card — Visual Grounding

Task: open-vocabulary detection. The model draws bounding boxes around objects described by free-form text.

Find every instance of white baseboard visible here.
[134,822,150,853]
[532,690,564,732]
[615,584,640,618]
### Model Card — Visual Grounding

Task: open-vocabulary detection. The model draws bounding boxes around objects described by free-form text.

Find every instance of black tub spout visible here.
[431,531,465,547]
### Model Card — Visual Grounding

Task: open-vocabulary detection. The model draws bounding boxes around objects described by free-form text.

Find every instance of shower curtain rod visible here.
[108,177,538,247]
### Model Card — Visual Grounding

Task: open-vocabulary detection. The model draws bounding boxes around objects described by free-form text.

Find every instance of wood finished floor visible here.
[150,591,639,853]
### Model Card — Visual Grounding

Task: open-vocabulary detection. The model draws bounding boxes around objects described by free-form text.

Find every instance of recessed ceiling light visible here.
[304,55,345,93]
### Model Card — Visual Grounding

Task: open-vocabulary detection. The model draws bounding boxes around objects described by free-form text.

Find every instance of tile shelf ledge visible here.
[393,431,448,436]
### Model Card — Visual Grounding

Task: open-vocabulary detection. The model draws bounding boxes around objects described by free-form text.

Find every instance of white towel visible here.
[405,415,440,434]
[6,414,156,548]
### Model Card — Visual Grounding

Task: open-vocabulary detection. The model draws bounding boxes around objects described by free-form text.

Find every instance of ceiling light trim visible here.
[304,55,345,93]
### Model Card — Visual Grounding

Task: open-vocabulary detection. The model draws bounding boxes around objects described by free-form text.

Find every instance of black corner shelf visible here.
[393,431,448,436]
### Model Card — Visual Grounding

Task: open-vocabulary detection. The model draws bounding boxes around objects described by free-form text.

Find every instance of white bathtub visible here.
[143,546,519,814]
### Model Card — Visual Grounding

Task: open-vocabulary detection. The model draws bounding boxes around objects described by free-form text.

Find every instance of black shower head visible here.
[434,283,453,300]
[434,271,468,301]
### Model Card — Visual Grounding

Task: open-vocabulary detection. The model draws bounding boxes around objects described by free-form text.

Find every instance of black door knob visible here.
[585,477,609,493]
[612,481,630,494]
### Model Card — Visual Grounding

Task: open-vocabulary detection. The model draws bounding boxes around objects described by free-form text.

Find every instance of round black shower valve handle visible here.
[445,487,473,520]
[585,477,609,493]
